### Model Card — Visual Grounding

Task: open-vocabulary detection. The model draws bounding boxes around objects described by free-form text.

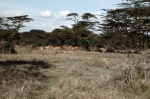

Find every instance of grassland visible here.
[0,47,150,99]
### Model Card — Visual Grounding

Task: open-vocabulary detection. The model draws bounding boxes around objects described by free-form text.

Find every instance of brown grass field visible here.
[0,47,150,99]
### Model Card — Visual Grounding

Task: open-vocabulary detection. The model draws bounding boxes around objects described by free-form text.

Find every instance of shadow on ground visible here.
[0,60,51,98]
[0,60,53,69]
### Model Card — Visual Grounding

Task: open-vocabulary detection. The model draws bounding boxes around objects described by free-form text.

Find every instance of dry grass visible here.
[0,47,150,99]
[0,66,47,99]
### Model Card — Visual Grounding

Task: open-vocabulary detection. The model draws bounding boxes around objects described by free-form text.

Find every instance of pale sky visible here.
[0,0,121,32]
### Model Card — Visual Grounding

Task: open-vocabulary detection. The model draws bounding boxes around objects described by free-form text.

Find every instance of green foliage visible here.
[100,0,150,51]
[6,15,33,30]
[19,29,49,47]
[82,13,97,21]
[0,15,33,54]
[59,29,74,44]
[0,29,18,41]
[49,28,74,46]
[78,34,99,50]
[79,38,89,49]
[49,28,62,46]
[0,40,17,54]
[66,12,101,48]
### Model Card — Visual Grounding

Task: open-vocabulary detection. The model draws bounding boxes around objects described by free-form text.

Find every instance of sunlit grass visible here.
[1,47,150,99]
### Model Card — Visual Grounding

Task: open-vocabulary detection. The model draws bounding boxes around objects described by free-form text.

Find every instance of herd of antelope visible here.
[14,44,113,53]
[14,44,79,51]
[39,45,78,51]
[13,44,148,54]
[14,44,108,52]
[38,45,112,52]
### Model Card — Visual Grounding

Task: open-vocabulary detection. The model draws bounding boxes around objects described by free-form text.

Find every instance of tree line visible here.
[0,0,150,53]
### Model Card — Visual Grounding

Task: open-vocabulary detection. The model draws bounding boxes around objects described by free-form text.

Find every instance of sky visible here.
[0,0,121,32]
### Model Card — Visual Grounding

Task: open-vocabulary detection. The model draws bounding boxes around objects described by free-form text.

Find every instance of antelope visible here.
[14,45,19,49]
[45,45,53,49]
[66,46,73,50]
[54,46,61,50]
[99,48,107,53]
[40,45,54,50]
[71,46,78,51]
[26,44,32,48]
[40,46,45,50]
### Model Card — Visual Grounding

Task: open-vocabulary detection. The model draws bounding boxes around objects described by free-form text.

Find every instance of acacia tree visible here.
[100,0,150,52]
[1,15,33,32]
[66,13,99,49]
[66,13,80,46]
[0,15,33,53]
[121,0,150,51]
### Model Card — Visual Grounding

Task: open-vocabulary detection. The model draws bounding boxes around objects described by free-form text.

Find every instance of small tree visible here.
[66,13,99,49]
[0,15,33,53]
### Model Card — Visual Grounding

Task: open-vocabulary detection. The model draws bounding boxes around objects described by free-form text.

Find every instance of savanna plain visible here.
[0,47,150,99]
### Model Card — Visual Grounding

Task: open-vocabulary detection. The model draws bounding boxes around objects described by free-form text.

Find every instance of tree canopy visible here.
[0,15,33,53]
[100,0,150,51]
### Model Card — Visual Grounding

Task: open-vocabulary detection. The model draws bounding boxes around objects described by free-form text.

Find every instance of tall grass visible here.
[0,59,51,99]
[0,48,150,99]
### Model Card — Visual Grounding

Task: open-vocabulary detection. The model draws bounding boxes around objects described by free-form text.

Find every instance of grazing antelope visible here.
[65,46,73,50]
[45,45,53,49]
[26,44,32,48]
[14,45,19,49]
[40,45,54,50]
[62,45,68,50]
[71,46,78,51]
[54,46,61,50]
[40,46,45,50]
[99,48,107,53]
[63,46,78,51]
[44,46,49,49]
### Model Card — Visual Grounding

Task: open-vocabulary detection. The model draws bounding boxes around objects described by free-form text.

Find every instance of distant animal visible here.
[40,45,53,50]
[40,46,45,50]
[99,48,107,52]
[54,46,61,50]
[14,45,19,49]
[71,46,78,51]
[26,44,32,48]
